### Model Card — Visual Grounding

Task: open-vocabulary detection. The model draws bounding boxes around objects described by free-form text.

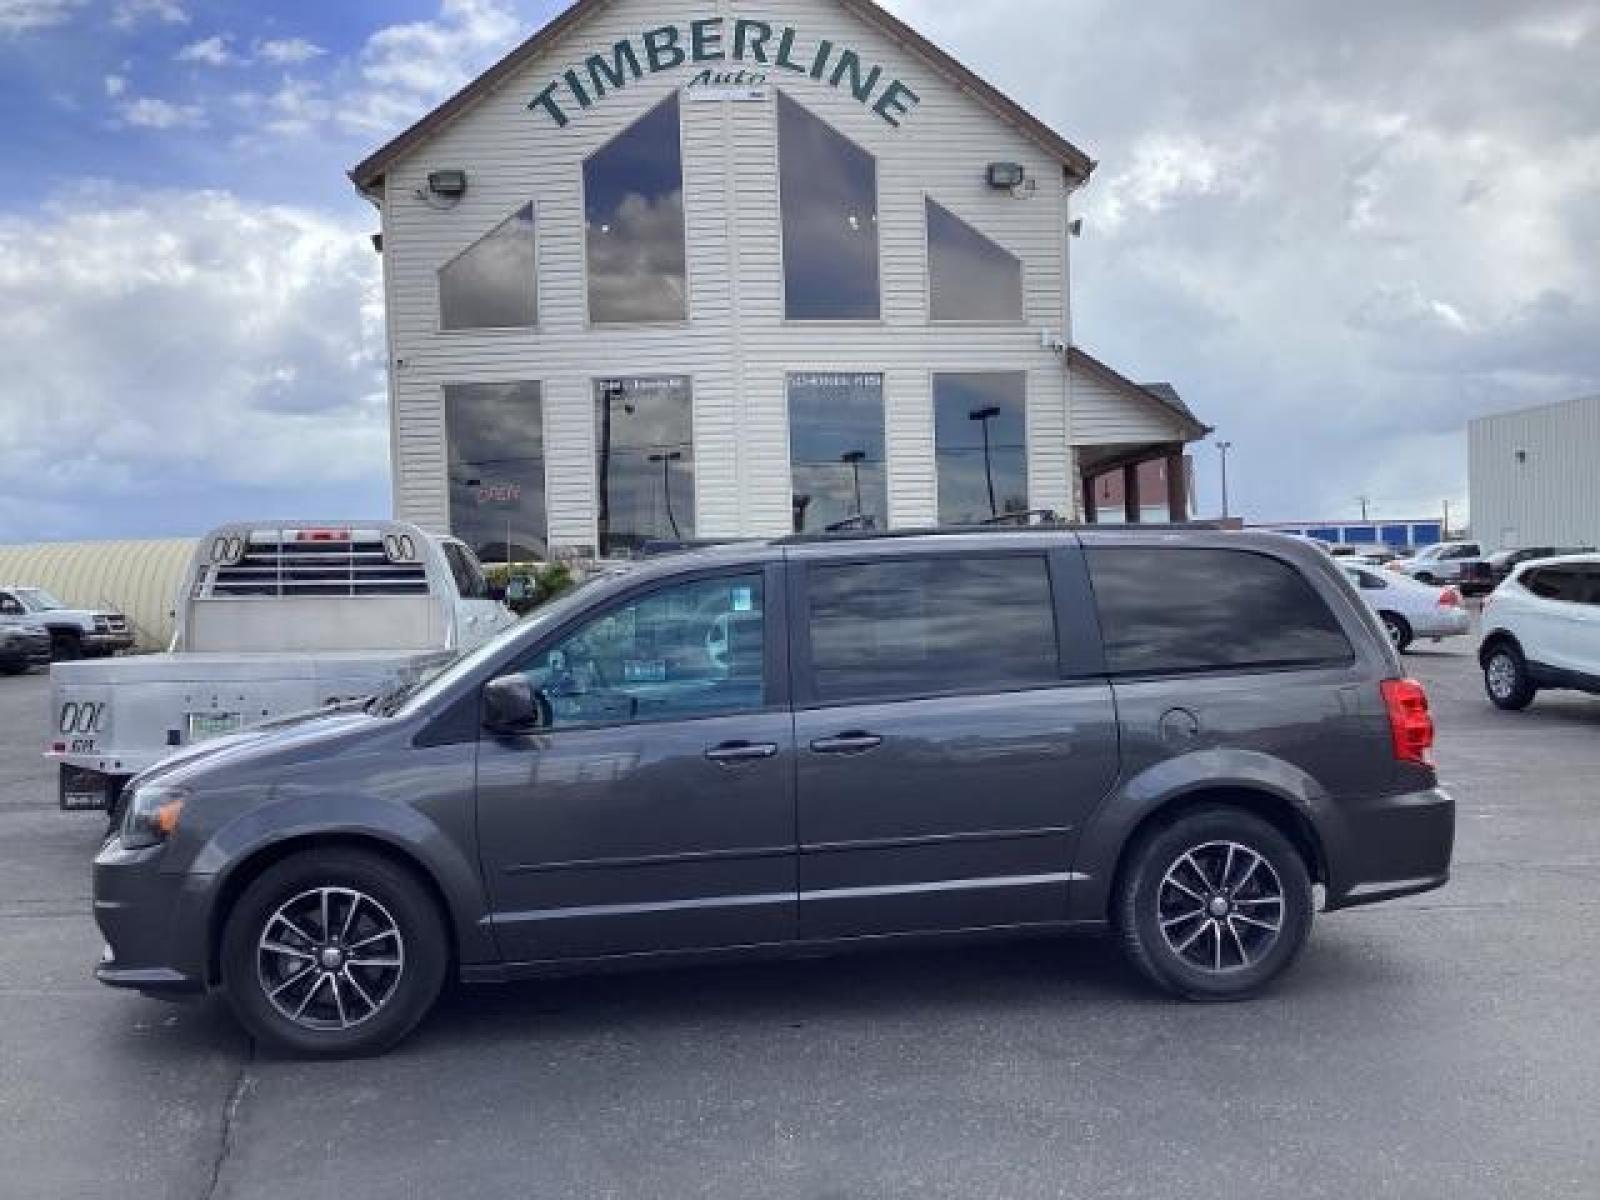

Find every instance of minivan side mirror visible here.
[483,674,548,733]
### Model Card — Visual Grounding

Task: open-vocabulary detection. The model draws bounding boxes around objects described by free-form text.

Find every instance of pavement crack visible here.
[201,1040,255,1200]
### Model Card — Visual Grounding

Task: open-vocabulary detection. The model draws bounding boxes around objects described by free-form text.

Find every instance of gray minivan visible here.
[93,530,1454,1056]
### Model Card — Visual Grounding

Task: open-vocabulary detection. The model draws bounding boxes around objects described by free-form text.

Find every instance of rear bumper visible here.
[92,838,211,996]
[1412,609,1472,638]
[1324,786,1455,911]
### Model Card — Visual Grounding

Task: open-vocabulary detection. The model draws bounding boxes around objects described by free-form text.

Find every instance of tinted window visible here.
[779,92,879,320]
[445,381,546,562]
[442,543,489,599]
[584,94,687,324]
[0,593,22,616]
[806,556,1058,701]
[1524,567,1585,602]
[596,376,694,556]
[439,204,536,330]
[789,372,886,533]
[927,199,1022,321]
[1089,548,1353,674]
[935,372,1028,523]
[516,575,764,727]
[1345,567,1387,591]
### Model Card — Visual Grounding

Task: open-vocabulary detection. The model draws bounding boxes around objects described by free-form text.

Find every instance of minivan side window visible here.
[805,556,1058,702]
[1088,548,1353,675]
[515,575,765,728]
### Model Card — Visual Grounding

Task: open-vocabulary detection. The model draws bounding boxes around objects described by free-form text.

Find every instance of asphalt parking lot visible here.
[2,644,1598,1200]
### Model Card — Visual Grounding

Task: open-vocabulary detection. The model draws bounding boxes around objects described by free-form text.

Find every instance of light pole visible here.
[840,450,866,518]
[1216,440,1233,519]
[1357,495,1370,522]
[969,405,1001,518]
[647,449,684,540]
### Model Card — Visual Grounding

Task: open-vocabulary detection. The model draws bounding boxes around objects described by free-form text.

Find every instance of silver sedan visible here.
[1343,565,1471,652]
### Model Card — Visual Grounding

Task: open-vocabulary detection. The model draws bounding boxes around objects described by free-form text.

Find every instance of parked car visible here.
[0,617,52,675]
[1459,546,1594,597]
[51,521,516,817]
[1478,554,1600,710]
[1341,565,1470,652]
[1390,541,1483,585]
[92,528,1453,1057]
[0,585,133,660]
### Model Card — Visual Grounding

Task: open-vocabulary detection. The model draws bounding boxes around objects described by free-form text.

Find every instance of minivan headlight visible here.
[122,784,189,850]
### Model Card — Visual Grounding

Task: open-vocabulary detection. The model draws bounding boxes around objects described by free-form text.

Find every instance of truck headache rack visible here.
[202,528,431,598]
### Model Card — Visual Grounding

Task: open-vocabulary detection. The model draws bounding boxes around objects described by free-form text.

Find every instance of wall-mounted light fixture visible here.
[1068,218,1084,237]
[1514,449,1528,464]
[986,161,1026,190]
[369,232,383,253]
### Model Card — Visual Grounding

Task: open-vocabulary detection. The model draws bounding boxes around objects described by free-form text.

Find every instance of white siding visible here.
[1069,368,1189,446]
[377,0,1100,548]
[1469,395,1600,550]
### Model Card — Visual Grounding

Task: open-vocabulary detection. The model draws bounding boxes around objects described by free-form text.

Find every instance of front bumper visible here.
[82,631,135,653]
[92,837,211,996]
[1324,785,1455,910]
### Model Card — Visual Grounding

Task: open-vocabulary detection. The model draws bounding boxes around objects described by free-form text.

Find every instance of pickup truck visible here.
[50,521,515,816]
[0,585,134,659]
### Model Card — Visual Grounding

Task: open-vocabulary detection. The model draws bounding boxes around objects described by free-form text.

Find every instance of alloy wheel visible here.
[1486,653,1518,701]
[1157,841,1284,973]
[256,887,406,1031]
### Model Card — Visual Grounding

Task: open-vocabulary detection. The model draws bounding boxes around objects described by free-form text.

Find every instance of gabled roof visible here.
[1067,346,1212,442]
[349,0,1096,193]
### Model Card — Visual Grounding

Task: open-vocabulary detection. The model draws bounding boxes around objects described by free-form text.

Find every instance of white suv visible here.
[1479,554,1600,710]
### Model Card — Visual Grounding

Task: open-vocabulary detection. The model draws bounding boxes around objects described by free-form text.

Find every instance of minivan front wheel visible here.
[220,849,447,1057]
[1115,809,1313,1000]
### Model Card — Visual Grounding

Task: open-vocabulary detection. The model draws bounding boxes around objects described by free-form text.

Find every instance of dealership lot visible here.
[2,648,1597,1199]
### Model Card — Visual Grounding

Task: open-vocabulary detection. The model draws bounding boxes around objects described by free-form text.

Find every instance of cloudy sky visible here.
[0,0,1596,542]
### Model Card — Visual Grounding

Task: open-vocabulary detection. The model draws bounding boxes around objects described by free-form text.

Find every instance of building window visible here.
[439,204,537,330]
[584,94,687,324]
[445,381,546,563]
[595,376,695,556]
[926,199,1022,322]
[778,92,879,320]
[788,372,886,533]
[935,372,1028,524]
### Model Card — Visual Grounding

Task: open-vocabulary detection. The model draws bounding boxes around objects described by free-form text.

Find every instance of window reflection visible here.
[596,376,695,556]
[439,203,537,330]
[778,92,880,320]
[585,94,687,324]
[935,372,1028,524]
[926,199,1022,322]
[788,372,886,533]
[445,381,546,563]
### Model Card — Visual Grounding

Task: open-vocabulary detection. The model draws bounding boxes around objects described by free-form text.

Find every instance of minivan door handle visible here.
[809,732,884,755]
[704,740,780,765]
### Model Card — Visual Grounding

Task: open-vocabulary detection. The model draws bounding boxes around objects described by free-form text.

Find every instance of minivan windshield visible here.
[388,572,620,718]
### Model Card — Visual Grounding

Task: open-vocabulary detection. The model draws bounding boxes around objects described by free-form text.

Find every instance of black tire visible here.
[220,848,447,1058]
[1483,642,1536,711]
[0,660,27,676]
[1378,611,1413,653]
[50,631,82,661]
[1114,807,1314,1001]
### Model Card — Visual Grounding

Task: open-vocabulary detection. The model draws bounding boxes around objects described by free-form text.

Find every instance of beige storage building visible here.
[350,0,1209,561]
[0,540,195,651]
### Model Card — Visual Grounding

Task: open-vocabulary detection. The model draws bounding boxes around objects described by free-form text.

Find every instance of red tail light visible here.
[1381,678,1435,765]
[1439,587,1462,608]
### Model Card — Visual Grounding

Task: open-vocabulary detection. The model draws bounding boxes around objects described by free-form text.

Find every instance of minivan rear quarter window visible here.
[1088,547,1353,675]
[806,555,1058,701]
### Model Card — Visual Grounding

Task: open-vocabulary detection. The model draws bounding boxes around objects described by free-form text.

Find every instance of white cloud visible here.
[0,0,83,35]
[0,188,387,542]
[110,0,186,29]
[103,73,126,97]
[117,95,207,128]
[175,34,237,67]
[257,36,326,66]
[340,0,521,137]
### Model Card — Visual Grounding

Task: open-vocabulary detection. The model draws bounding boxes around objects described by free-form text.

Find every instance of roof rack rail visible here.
[773,521,1234,546]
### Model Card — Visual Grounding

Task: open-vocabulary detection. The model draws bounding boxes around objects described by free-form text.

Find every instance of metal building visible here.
[1469,395,1600,551]
[349,0,1209,561]
[0,539,195,651]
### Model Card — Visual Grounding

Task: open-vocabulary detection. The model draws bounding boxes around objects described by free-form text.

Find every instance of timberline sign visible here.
[528,18,921,129]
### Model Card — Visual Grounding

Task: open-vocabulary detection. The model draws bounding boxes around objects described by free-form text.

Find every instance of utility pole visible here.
[1358,495,1370,522]
[1443,499,1451,538]
[1216,441,1233,519]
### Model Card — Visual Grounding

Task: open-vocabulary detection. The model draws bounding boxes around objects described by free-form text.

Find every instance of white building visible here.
[1469,394,1600,551]
[350,0,1209,560]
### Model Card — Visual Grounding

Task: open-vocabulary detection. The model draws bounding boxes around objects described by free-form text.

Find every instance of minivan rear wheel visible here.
[1115,808,1314,1001]
[220,848,447,1057]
